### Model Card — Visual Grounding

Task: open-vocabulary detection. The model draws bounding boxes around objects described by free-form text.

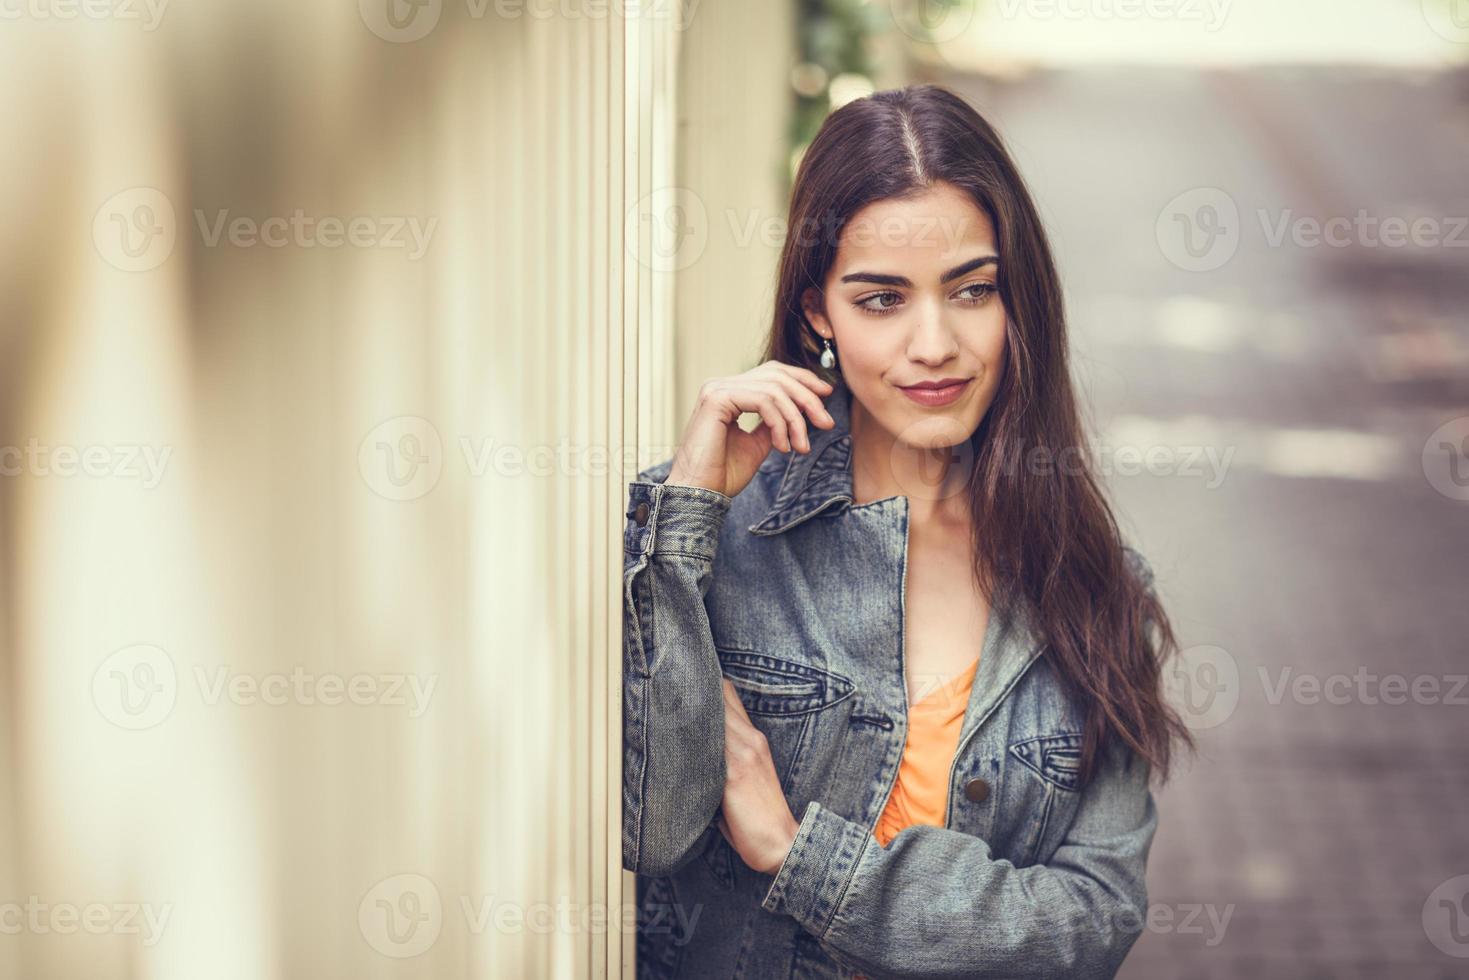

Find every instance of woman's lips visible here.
[898,378,971,407]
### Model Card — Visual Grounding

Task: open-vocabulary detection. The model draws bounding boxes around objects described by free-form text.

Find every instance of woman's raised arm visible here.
[621,461,733,878]
[622,363,834,878]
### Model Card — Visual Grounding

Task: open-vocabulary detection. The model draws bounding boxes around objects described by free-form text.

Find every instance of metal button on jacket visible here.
[633,501,650,527]
[964,778,991,803]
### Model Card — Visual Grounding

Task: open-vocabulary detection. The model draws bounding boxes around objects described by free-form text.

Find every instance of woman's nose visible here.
[906,318,960,365]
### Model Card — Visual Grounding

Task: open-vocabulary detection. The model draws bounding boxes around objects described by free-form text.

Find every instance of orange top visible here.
[873,657,980,848]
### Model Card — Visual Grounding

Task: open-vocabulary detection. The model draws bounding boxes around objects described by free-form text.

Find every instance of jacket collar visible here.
[745,384,1049,699]
[746,385,858,537]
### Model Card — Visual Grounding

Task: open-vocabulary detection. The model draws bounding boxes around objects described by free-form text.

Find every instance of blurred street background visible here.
[911,2,1469,976]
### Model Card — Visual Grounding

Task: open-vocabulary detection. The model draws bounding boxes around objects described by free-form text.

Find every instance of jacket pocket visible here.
[703,648,856,886]
[1010,731,1084,791]
[1007,732,1085,867]
[716,648,855,716]
[716,649,855,794]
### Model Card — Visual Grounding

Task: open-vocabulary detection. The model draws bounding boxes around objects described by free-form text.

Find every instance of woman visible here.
[622,83,1195,979]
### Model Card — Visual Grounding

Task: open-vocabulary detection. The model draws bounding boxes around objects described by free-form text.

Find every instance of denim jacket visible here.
[622,384,1160,979]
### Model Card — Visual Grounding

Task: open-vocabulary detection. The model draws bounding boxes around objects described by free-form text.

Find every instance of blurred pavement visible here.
[936,63,1469,978]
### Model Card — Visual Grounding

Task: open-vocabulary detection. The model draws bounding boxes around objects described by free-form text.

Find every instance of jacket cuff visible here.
[625,481,732,560]
[760,800,869,938]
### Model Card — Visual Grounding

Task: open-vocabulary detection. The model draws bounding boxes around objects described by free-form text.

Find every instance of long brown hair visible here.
[761,83,1195,787]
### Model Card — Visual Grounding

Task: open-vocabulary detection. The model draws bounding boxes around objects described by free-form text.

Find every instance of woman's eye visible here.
[856,284,995,315]
[856,291,902,314]
[958,282,997,304]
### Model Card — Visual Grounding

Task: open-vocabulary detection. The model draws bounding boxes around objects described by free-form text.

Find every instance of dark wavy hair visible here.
[761,83,1195,787]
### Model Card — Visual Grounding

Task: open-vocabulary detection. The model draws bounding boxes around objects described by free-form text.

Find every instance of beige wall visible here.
[0,1,726,976]
[673,2,798,414]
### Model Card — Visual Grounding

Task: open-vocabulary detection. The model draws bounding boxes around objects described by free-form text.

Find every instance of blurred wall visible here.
[0,2,704,977]
[673,0,798,401]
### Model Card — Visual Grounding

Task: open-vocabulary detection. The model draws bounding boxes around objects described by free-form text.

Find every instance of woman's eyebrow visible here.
[839,254,999,288]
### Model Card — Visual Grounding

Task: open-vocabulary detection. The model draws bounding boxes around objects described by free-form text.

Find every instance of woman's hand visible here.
[666,360,836,499]
[715,678,801,876]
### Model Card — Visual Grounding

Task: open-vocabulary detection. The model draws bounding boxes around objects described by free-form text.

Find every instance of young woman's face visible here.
[803,179,1007,452]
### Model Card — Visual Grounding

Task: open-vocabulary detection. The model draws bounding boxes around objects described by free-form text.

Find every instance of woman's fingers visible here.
[726,380,814,455]
[667,359,836,498]
[721,360,837,457]
[762,369,835,434]
[750,382,809,453]
[767,361,835,400]
[724,385,792,454]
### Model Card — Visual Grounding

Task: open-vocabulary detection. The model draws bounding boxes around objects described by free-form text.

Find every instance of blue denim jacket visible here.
[622,384,1159,979]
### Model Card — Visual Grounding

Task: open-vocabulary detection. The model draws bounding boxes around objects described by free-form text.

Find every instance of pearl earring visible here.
[819,337,836,369]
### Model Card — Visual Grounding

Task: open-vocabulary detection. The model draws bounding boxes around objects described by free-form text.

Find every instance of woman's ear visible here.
[800,287,831,340]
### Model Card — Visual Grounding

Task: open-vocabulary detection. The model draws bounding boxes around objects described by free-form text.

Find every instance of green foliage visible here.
[787,0,891,188]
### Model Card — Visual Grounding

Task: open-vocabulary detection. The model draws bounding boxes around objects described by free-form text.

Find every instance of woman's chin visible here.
[888,409,977,452]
